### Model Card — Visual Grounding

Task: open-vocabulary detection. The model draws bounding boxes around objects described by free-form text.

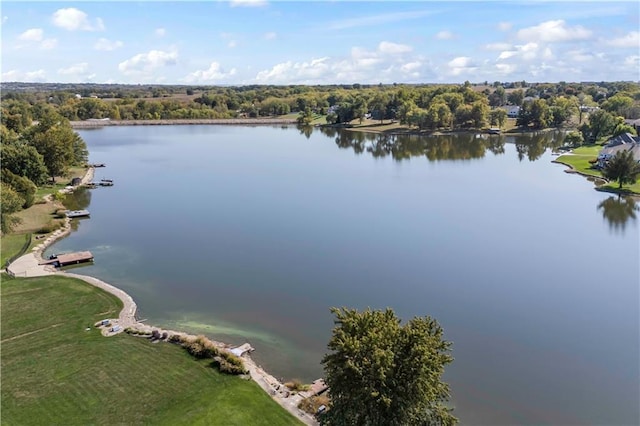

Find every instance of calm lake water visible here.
[50,125,639,425]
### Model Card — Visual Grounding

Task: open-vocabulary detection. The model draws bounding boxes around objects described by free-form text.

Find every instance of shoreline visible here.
[70,118,297,128]
[18,166,318,425]
[551,158,640,199]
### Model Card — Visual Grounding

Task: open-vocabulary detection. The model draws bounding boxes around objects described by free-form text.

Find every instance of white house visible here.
[596,133,640,169]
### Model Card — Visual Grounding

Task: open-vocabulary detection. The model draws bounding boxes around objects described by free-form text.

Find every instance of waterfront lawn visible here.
[555,145,602,178]
[34,167,87,200]
[556,145,640,193]
[1,275,301,426]
[0,233,31,266]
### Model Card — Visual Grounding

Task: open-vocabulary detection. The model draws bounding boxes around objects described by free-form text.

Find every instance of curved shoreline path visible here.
[5,168,318,425]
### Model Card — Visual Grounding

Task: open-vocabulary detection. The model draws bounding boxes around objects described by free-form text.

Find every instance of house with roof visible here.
[596,132,640,169]
[504,105,520,118]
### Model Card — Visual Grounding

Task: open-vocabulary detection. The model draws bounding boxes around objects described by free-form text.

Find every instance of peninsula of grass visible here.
[1,275,302,426]
[555,144,640,194]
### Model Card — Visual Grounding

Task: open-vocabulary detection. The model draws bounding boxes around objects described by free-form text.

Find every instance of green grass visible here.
[555,145,640,194]
[555,145,603,178]
[0,234,31,267]
[1,275,302,426]
[34,167,87,200]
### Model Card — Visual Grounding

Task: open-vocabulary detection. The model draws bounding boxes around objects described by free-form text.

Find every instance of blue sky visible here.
[1,1,638,85]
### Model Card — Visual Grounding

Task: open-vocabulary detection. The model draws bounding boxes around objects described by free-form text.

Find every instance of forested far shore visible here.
[2,81,639,134]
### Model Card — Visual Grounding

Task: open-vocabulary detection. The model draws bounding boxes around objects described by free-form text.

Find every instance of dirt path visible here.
[1,323,64,343]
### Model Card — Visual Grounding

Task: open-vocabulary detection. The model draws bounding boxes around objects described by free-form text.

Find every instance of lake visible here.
[49,125,639,425]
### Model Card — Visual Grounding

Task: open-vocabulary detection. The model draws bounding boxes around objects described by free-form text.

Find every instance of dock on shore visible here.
[39,251,94,267]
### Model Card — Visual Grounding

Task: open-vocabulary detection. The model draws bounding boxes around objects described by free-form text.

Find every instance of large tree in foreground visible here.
[321,307,456,426]
[602,150,640,189]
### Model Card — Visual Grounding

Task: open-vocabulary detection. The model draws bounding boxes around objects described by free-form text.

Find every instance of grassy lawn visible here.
[0,233,31,267]
[1,275,302,426]
[11,202,65,234]
[555,145,602,178]
[555,145,640,194]
[35,167,87,200]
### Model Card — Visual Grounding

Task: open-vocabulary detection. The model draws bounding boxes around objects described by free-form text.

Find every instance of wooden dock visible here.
[40,251,94,267]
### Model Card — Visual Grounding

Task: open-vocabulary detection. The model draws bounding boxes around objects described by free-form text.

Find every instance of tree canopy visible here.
[602,150,640,189]
[321,307,456,426]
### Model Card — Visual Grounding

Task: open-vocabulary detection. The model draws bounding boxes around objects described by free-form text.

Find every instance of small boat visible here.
[66,209,90,218]
[101,179,113,183]
[99,181,114,187]
[487,128,501,135]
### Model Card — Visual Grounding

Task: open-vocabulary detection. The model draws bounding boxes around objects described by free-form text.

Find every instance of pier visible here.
[39,251,94,267]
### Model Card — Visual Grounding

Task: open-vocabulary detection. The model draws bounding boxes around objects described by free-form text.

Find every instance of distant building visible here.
[504,105,520,118]
[597,133,640,169]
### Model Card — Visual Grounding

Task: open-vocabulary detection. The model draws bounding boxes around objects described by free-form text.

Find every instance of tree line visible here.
[2,81,639,131]
[1,102,88,233]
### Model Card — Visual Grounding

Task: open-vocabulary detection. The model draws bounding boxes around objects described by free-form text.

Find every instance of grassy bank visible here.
[555,145,640,194]
[0,275,302,425]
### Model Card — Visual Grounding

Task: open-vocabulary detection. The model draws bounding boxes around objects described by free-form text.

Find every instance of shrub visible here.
[161,332,168,340]
[285,379,310,392]
[37,220,63,234]
[168,334,184,344]
[298,395,330,415]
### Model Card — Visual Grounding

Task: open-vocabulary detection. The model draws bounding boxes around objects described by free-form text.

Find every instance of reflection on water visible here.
[51,125,638,425]
[317,127,565,162]
[598,196,639,233]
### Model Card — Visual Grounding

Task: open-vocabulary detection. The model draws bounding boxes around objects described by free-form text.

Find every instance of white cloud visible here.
[1,70,21,80]
[485,42,512,51]
[2,16,7,24]
[155,28,166,37]
[378,41,412,54]
[52,8,105,31]
[40,39,58,50]
[2,69,46,82]
[230,0,268,7]
[183,62,237,83]
[497,22,512,31]
[58,62,89,75]
[18,28,43,42]
[255,57,331,84]
[447,56,476,76]
[94,38,123,51]
[400,61,421,72]
[495,63,516,75]
[498,50,517,60]
[264,32,277,40]
[228,40,237,48]
[517,20,591,43]
[435,30,454,40]
[606,31,639,48]
[118,49,178,75]
[624,55,639,67]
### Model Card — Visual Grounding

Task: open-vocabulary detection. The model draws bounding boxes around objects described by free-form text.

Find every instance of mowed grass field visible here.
[1,275,302,426]
[556,145,640,193]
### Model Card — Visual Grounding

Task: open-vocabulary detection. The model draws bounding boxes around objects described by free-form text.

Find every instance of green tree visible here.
[489,109,507,128]
[602,150,640,189]
[586,109,617,142]
[297,107,314,126]
[1,169,37,209]
[321,307,456,426]
[507,89,524,106]
[0,143,49,186]
[564,131,584,147]
[1,183,24,234]
[29,124,76,182]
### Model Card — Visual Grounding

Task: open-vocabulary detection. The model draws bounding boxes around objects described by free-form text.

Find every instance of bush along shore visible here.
[4,166,320,425]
